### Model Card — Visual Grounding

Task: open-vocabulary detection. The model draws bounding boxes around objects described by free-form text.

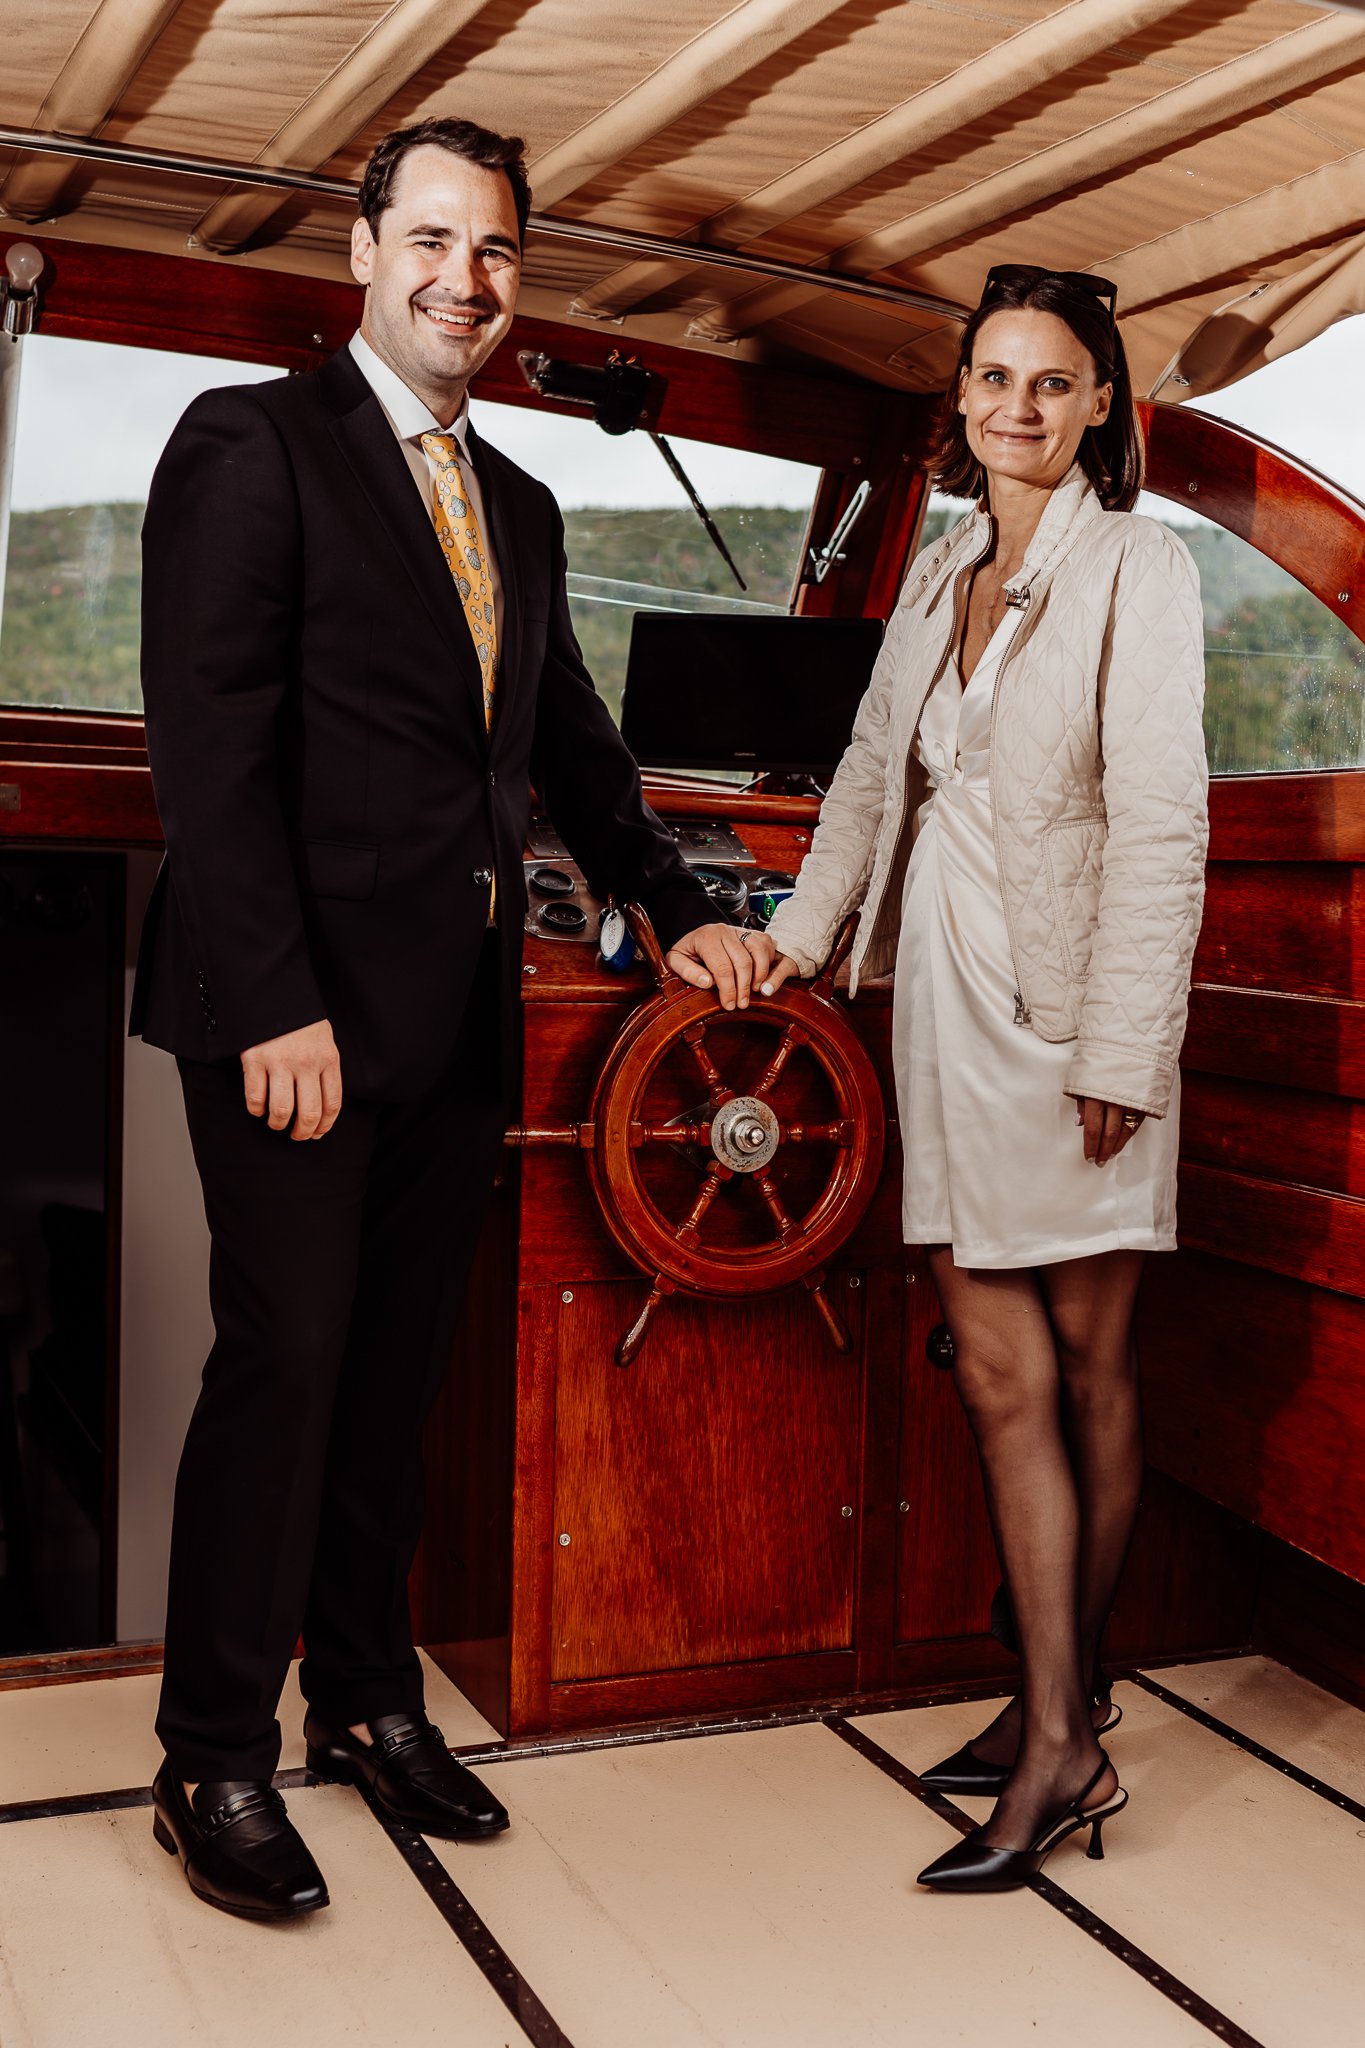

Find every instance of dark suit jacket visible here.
[130,344,711,1100]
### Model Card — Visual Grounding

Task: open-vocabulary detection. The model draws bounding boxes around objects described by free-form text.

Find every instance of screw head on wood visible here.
[561,1289,574,1303]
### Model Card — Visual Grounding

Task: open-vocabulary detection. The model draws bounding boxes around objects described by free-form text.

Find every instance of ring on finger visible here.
[1121,1111,1142,1131]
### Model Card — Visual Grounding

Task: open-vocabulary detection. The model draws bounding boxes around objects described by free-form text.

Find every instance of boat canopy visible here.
[1,0,1363,401]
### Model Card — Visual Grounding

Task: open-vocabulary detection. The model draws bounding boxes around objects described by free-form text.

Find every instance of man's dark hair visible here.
[358,117,532,244]
[933,270,1144,513]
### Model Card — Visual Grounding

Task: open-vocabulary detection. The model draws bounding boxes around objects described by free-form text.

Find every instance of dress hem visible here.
[903,1228,1177,1270]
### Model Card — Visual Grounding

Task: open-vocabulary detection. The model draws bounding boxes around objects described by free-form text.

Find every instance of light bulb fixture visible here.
[2,241,46,337]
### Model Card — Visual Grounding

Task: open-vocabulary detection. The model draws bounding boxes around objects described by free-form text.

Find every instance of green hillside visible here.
[2,497,1361,775]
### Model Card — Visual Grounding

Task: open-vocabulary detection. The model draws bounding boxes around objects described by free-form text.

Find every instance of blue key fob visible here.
[600,907,636,973]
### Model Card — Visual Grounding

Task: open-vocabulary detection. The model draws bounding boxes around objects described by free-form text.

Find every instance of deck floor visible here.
[0,1653,1360,2047]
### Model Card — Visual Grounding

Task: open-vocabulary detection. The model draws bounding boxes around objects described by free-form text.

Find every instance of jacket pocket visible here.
[300,838,380,901]
[1042,814,1106,984]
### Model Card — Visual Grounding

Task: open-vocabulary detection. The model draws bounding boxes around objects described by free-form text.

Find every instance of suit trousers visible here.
[155,938,507,1782]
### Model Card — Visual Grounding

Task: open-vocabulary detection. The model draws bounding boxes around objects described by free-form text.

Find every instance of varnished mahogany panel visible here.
[410,1183,519,1728]
[895,1258,999,1647]
[1178,1159,1365,1299]
[1208,772,1365,864]
[547,1650,860,1732]
[1141,1252,1365,1581]
[1195,863,1365,1000]
[1254,1545,1365,1712]
[1183,985,1365,1098]
[1180,1071,1365,1199]
[851,1266,908,1694]
[0,760,161,845]
[1106,1469,1260,1664]
[548,1279,862,1682]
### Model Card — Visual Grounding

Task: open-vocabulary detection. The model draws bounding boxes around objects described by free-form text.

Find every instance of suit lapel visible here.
[468,423,524,747]
[326,372,487,732]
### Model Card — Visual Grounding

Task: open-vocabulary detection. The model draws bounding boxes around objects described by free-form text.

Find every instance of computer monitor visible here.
[619,613,884,778]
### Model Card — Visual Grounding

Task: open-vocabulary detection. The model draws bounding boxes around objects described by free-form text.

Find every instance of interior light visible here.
[3,241,46,336]
[4,242,44,292]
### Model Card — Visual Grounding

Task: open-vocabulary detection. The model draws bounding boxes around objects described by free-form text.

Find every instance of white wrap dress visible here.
[891,612,1180,1268]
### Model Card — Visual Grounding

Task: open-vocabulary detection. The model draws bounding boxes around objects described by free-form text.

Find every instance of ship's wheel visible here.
[583,906,886,1364]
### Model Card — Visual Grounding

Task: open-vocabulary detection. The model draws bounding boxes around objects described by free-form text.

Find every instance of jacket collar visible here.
[927,463,1105,617]
[317,347,492,738]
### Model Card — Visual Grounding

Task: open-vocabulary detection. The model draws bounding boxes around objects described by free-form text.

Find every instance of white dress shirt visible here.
[347,330,504,649]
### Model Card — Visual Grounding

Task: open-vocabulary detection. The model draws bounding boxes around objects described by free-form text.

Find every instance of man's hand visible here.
[241,1019,343,1141]
[665,922,764,1011]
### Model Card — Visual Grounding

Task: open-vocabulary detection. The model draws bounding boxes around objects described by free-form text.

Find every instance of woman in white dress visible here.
[750,266,1208,1891]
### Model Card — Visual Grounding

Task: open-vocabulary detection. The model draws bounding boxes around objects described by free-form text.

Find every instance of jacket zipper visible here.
[985,586,1047,1026]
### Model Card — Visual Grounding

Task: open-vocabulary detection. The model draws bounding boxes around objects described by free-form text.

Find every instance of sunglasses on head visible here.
[979,264,1118,327]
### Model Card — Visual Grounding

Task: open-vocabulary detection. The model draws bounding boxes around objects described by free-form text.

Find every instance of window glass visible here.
[0,342,822,726]
[1137,498,1365,777]
[468,398,820,721]
[915,488,1365,776]
[1,336,280,713]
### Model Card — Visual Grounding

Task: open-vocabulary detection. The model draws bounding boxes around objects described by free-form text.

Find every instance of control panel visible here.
[523,845,798,945]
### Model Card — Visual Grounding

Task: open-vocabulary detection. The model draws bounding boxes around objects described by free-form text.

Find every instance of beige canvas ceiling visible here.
[1,0,1363,399]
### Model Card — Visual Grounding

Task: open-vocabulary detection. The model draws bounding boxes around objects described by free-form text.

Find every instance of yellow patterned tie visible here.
[421,431,498,731]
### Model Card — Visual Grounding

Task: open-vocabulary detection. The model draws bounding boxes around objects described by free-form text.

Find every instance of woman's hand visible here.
[1076,1097,1146,1166]
[741,930,802,997]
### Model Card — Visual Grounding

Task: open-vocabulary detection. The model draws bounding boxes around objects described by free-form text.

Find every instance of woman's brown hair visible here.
[932,267,1145,512]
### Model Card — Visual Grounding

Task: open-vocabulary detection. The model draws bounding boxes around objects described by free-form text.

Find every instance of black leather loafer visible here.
[151,1763,329,1921]
[304,1710,510,1840]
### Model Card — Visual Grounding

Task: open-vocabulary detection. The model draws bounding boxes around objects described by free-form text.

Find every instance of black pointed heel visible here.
[920,1691,1121,1794]
[916,1753,1127,1893]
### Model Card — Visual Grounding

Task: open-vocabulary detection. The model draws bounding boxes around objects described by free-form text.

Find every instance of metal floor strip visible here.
[353,1782,576,2048]
[824,1715,1268,2048]
[0,1764,314,1828]
[1121,1668,1365,1825]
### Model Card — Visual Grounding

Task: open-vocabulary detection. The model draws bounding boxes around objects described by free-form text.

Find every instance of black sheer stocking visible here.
[928,1248,1143,1848]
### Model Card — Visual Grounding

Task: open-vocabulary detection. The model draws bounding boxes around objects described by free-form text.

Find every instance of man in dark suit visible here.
[133,115,756,1921]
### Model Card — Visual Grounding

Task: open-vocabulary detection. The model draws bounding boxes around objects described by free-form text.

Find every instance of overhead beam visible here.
[0,0,184,222]
[571,0,1187,319]
[691,9,1365,340]
[191,0,492,252]
[0,121,970,322]
[528,0,851,212]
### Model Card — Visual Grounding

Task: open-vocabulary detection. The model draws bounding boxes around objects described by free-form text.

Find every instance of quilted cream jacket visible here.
[766,466,1208,1117]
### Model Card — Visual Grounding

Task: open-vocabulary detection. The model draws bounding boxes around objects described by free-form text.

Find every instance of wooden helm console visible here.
[510,907,886,1367]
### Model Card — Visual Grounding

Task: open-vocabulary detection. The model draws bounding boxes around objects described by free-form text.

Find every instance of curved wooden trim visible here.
[1139,400,1365,643]
[0,227,907,473]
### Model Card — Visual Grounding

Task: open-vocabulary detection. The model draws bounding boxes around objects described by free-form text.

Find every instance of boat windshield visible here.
[0,335,820,726]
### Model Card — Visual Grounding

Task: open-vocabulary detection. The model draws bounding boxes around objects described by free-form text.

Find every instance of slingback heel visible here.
[920,1689,1121,1794]
[916,1753,1126,1893]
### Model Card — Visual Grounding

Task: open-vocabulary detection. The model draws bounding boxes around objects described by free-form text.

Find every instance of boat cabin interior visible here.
[0,3,1363,2042]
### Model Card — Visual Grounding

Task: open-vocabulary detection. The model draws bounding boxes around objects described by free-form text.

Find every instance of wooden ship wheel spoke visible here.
[583,907,885,1364]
